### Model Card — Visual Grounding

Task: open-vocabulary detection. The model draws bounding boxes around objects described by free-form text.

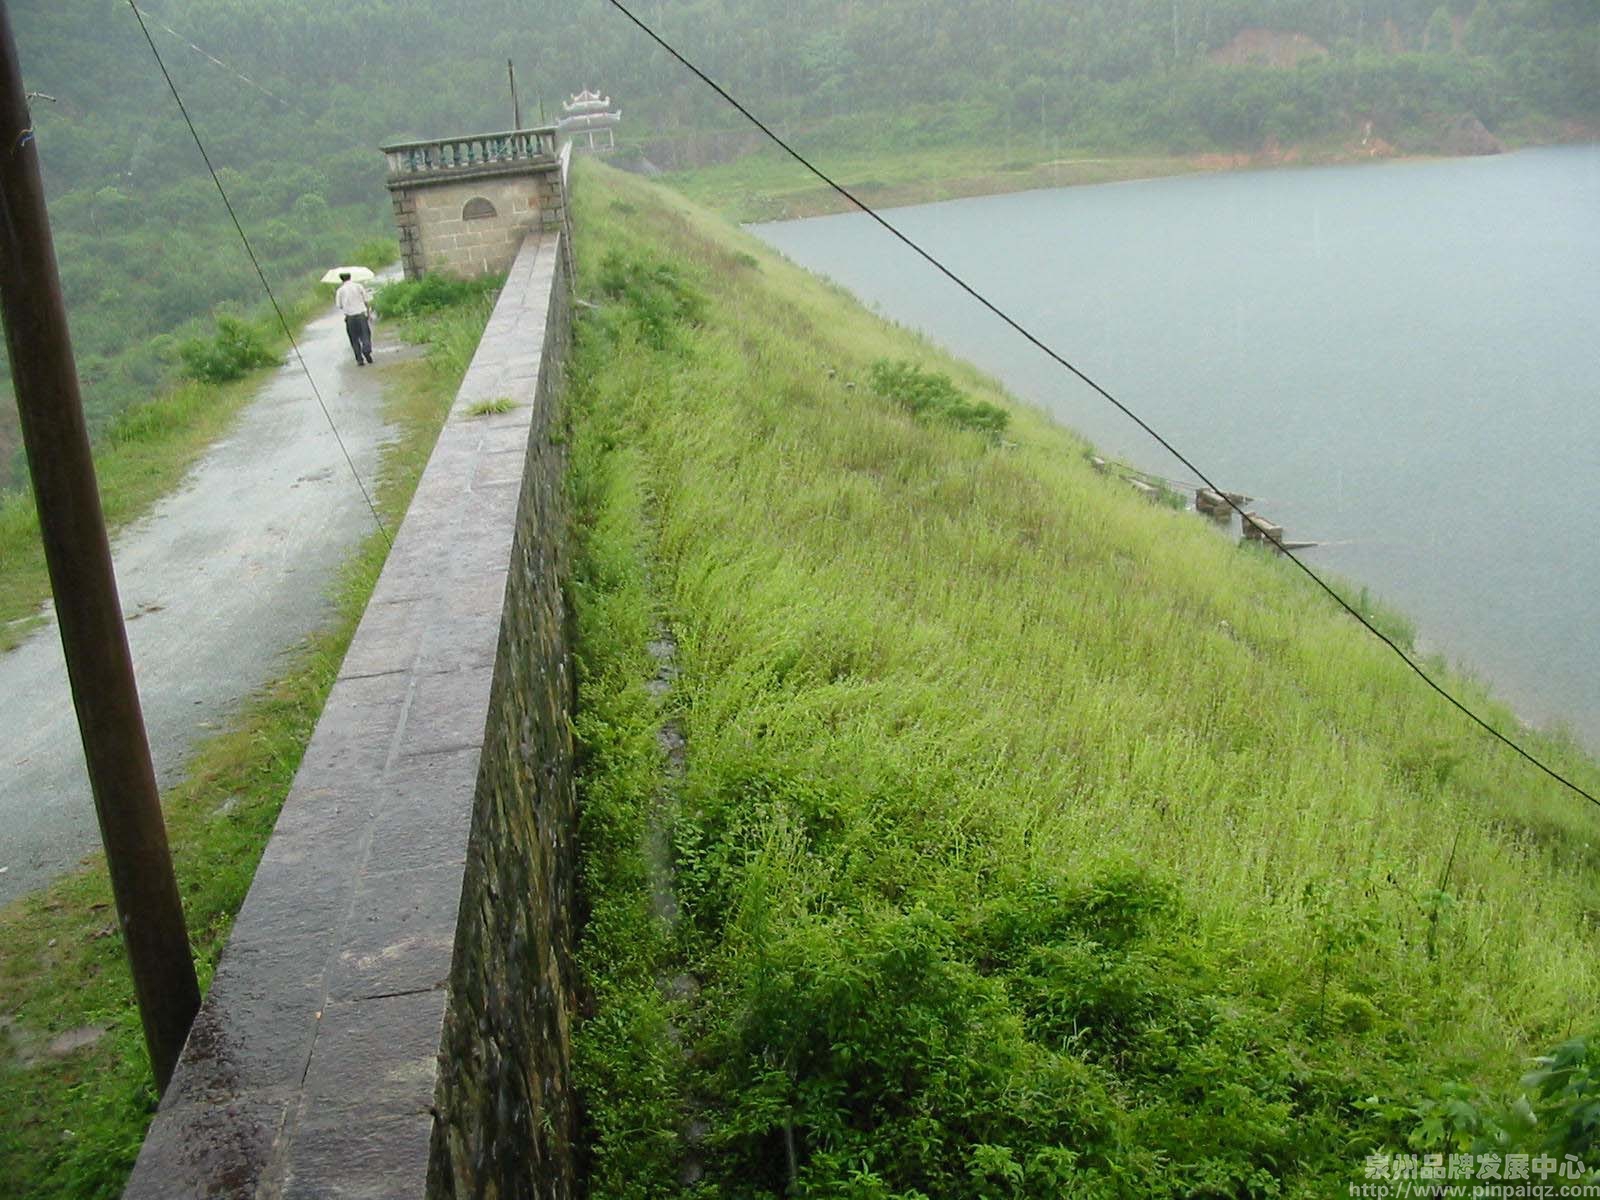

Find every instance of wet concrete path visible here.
[0,301,401,905]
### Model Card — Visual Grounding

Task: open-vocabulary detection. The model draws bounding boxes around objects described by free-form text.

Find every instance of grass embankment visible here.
[566,161,1600,1197]
[0,279,494,1200]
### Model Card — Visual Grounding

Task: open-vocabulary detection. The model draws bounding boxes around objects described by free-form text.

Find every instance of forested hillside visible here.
[3,0,1595,487]
[629,0,1596,152]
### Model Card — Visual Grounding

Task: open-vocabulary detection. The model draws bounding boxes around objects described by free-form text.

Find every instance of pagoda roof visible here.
[564,88,615,112]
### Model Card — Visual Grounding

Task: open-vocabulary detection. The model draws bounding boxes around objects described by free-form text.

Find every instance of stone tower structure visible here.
[383,127,567,280]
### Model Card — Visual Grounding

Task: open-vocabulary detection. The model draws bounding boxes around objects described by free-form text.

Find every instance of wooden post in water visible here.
[1242,511,1286,548]
[0,0,199,1093]
[1195,487,1232,519]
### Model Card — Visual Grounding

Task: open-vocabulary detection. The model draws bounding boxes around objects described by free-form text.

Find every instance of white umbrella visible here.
[320,265,375,284]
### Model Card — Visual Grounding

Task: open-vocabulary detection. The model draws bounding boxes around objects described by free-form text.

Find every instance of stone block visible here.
[228,853,357,947]
[335,597,429,681]
[124,1093,293,1200]
[160,933,327,1108]
[325,861,466,1001]
[299,990,447,1123]
[472,447,531,490]
[1243,511,1285,543]
[281,1112,434,1200]
[399,662,498,758]
[364,748,482,873]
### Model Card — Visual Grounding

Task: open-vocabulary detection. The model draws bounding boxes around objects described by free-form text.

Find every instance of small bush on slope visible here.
[375,271,502,319]
[176,314,277,383]
[869,359,1009,440]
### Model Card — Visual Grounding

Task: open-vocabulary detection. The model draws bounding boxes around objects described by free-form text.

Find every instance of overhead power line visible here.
[601,0,1597,808]
[126,1,389,547]
[132,3,315,121]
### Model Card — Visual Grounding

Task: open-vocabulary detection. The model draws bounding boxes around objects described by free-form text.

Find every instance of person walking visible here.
[335,272,375,365]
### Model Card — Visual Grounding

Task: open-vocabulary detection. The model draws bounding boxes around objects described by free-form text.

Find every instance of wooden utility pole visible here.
[0,0,199,1093]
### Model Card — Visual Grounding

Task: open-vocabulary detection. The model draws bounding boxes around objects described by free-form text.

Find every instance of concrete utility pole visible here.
[0,0,199,1092]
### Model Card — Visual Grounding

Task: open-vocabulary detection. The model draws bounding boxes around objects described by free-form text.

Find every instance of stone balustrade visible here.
[385,131,566,281]
[383,127,558,180]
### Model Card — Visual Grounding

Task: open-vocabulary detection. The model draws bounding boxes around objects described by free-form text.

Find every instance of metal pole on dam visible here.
[0,0,199,1093]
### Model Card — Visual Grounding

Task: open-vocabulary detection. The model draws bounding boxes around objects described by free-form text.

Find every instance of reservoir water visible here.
[753,146,1600,752]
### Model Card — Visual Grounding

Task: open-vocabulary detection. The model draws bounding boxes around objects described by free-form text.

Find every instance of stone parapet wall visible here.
[425,222,576,1200]
[122,229,577,1198]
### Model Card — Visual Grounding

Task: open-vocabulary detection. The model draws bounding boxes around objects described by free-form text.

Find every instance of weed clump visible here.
[176,315,277,384]
[349,238,398,271]
[376,272,502,319]
[868,358,1009,439]
[1361,1030,1600,1179]
[595,250,705,350]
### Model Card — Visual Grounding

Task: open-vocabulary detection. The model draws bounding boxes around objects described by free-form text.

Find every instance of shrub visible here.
[350,238,398,271]
[1401,1034,1600,1158]
[176,315,277,384]
[1523,1035,1600,1162]
[708,904,1125,1196]
[375,272,502,319]
[595,250,704,349]
[867,359,1009,439]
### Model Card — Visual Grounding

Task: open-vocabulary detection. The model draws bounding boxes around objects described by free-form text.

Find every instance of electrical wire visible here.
[133,4,315,121]
[126,1,390,548]
[601,0,1598,808]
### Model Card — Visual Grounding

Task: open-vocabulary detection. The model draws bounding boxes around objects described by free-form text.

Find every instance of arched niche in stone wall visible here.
[462,197,498,221]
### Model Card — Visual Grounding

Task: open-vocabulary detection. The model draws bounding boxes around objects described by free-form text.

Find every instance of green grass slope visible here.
[565,160,1600,1198]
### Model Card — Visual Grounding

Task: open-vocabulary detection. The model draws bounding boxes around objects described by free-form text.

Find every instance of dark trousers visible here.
[344,313,372,362]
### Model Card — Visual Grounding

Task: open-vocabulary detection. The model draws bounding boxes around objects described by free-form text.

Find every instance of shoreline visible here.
[741,146,1450,222]
[669,127,1598,224]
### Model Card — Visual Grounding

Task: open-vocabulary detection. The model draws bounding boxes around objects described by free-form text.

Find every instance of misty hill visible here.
[3,0,1595,486]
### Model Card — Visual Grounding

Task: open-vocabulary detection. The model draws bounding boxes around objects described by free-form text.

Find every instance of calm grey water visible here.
[753,146,1600,751]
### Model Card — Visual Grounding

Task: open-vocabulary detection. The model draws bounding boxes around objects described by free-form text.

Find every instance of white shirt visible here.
[335,280,372,317]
